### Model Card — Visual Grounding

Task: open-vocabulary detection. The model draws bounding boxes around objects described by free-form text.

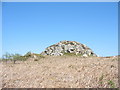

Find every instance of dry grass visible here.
[1,56,118,88]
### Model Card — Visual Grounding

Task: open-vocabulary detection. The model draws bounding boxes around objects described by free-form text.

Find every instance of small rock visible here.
[83,54,88,58]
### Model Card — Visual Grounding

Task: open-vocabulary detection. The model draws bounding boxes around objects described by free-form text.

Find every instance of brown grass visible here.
[1,56,118,88]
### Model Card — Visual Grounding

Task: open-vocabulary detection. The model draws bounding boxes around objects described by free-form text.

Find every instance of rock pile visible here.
[40,40,97,57]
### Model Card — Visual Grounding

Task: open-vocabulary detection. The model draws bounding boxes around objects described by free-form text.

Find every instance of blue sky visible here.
[2,2,118,57]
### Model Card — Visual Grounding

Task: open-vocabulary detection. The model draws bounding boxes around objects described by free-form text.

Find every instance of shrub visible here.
[12,53,28,63]
[11,53,21,64]
[2,52,13,63]
[3,53,26,64]
[24,51,32,57]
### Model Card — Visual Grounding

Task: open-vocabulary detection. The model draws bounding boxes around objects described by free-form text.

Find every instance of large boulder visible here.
[40,40,97,57]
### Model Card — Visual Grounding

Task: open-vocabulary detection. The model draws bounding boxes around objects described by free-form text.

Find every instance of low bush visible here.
[2,53,27,64]
[11,53,27,64]
[24,51,32,57]
[2,52,13,63]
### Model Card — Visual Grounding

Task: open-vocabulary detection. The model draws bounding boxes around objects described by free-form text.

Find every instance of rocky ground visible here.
[1,56,118,88]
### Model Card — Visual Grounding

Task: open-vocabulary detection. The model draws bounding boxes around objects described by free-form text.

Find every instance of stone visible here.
[41,51,47,56]
[82,54,88,57]
[40,40,97,57]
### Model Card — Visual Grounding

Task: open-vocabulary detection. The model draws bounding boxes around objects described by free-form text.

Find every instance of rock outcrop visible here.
[24,52,45,61]
[40,40,97,57]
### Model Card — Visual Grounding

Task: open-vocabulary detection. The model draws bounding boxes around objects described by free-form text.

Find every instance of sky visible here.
[2,2,118,57]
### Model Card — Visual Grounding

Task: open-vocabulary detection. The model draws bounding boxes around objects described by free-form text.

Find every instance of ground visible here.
[1,56,118,88]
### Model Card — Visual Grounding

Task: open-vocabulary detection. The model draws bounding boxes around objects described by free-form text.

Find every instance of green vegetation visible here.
[89,54,94,57]
[63,52,82,57]
[2,52,13,63]
[108,80,115,88]
[24,51,45,58]
[24,51,32,57]
[34,53,45,58]
[1,51,45,63]
[98,75,116,88]
[76,53,83,56]
[2,52,27,64]
[12,53,27,64]
[23,52,45,61]
[64,53,76,56]
[99,74,104,86]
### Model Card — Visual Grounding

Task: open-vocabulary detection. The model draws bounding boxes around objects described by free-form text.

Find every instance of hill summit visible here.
[41,40,97,57]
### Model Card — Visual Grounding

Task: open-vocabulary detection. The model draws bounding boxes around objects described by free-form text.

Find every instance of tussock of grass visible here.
[99,74,104,81]
[99,74,104,86]
[108,80,115,88]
